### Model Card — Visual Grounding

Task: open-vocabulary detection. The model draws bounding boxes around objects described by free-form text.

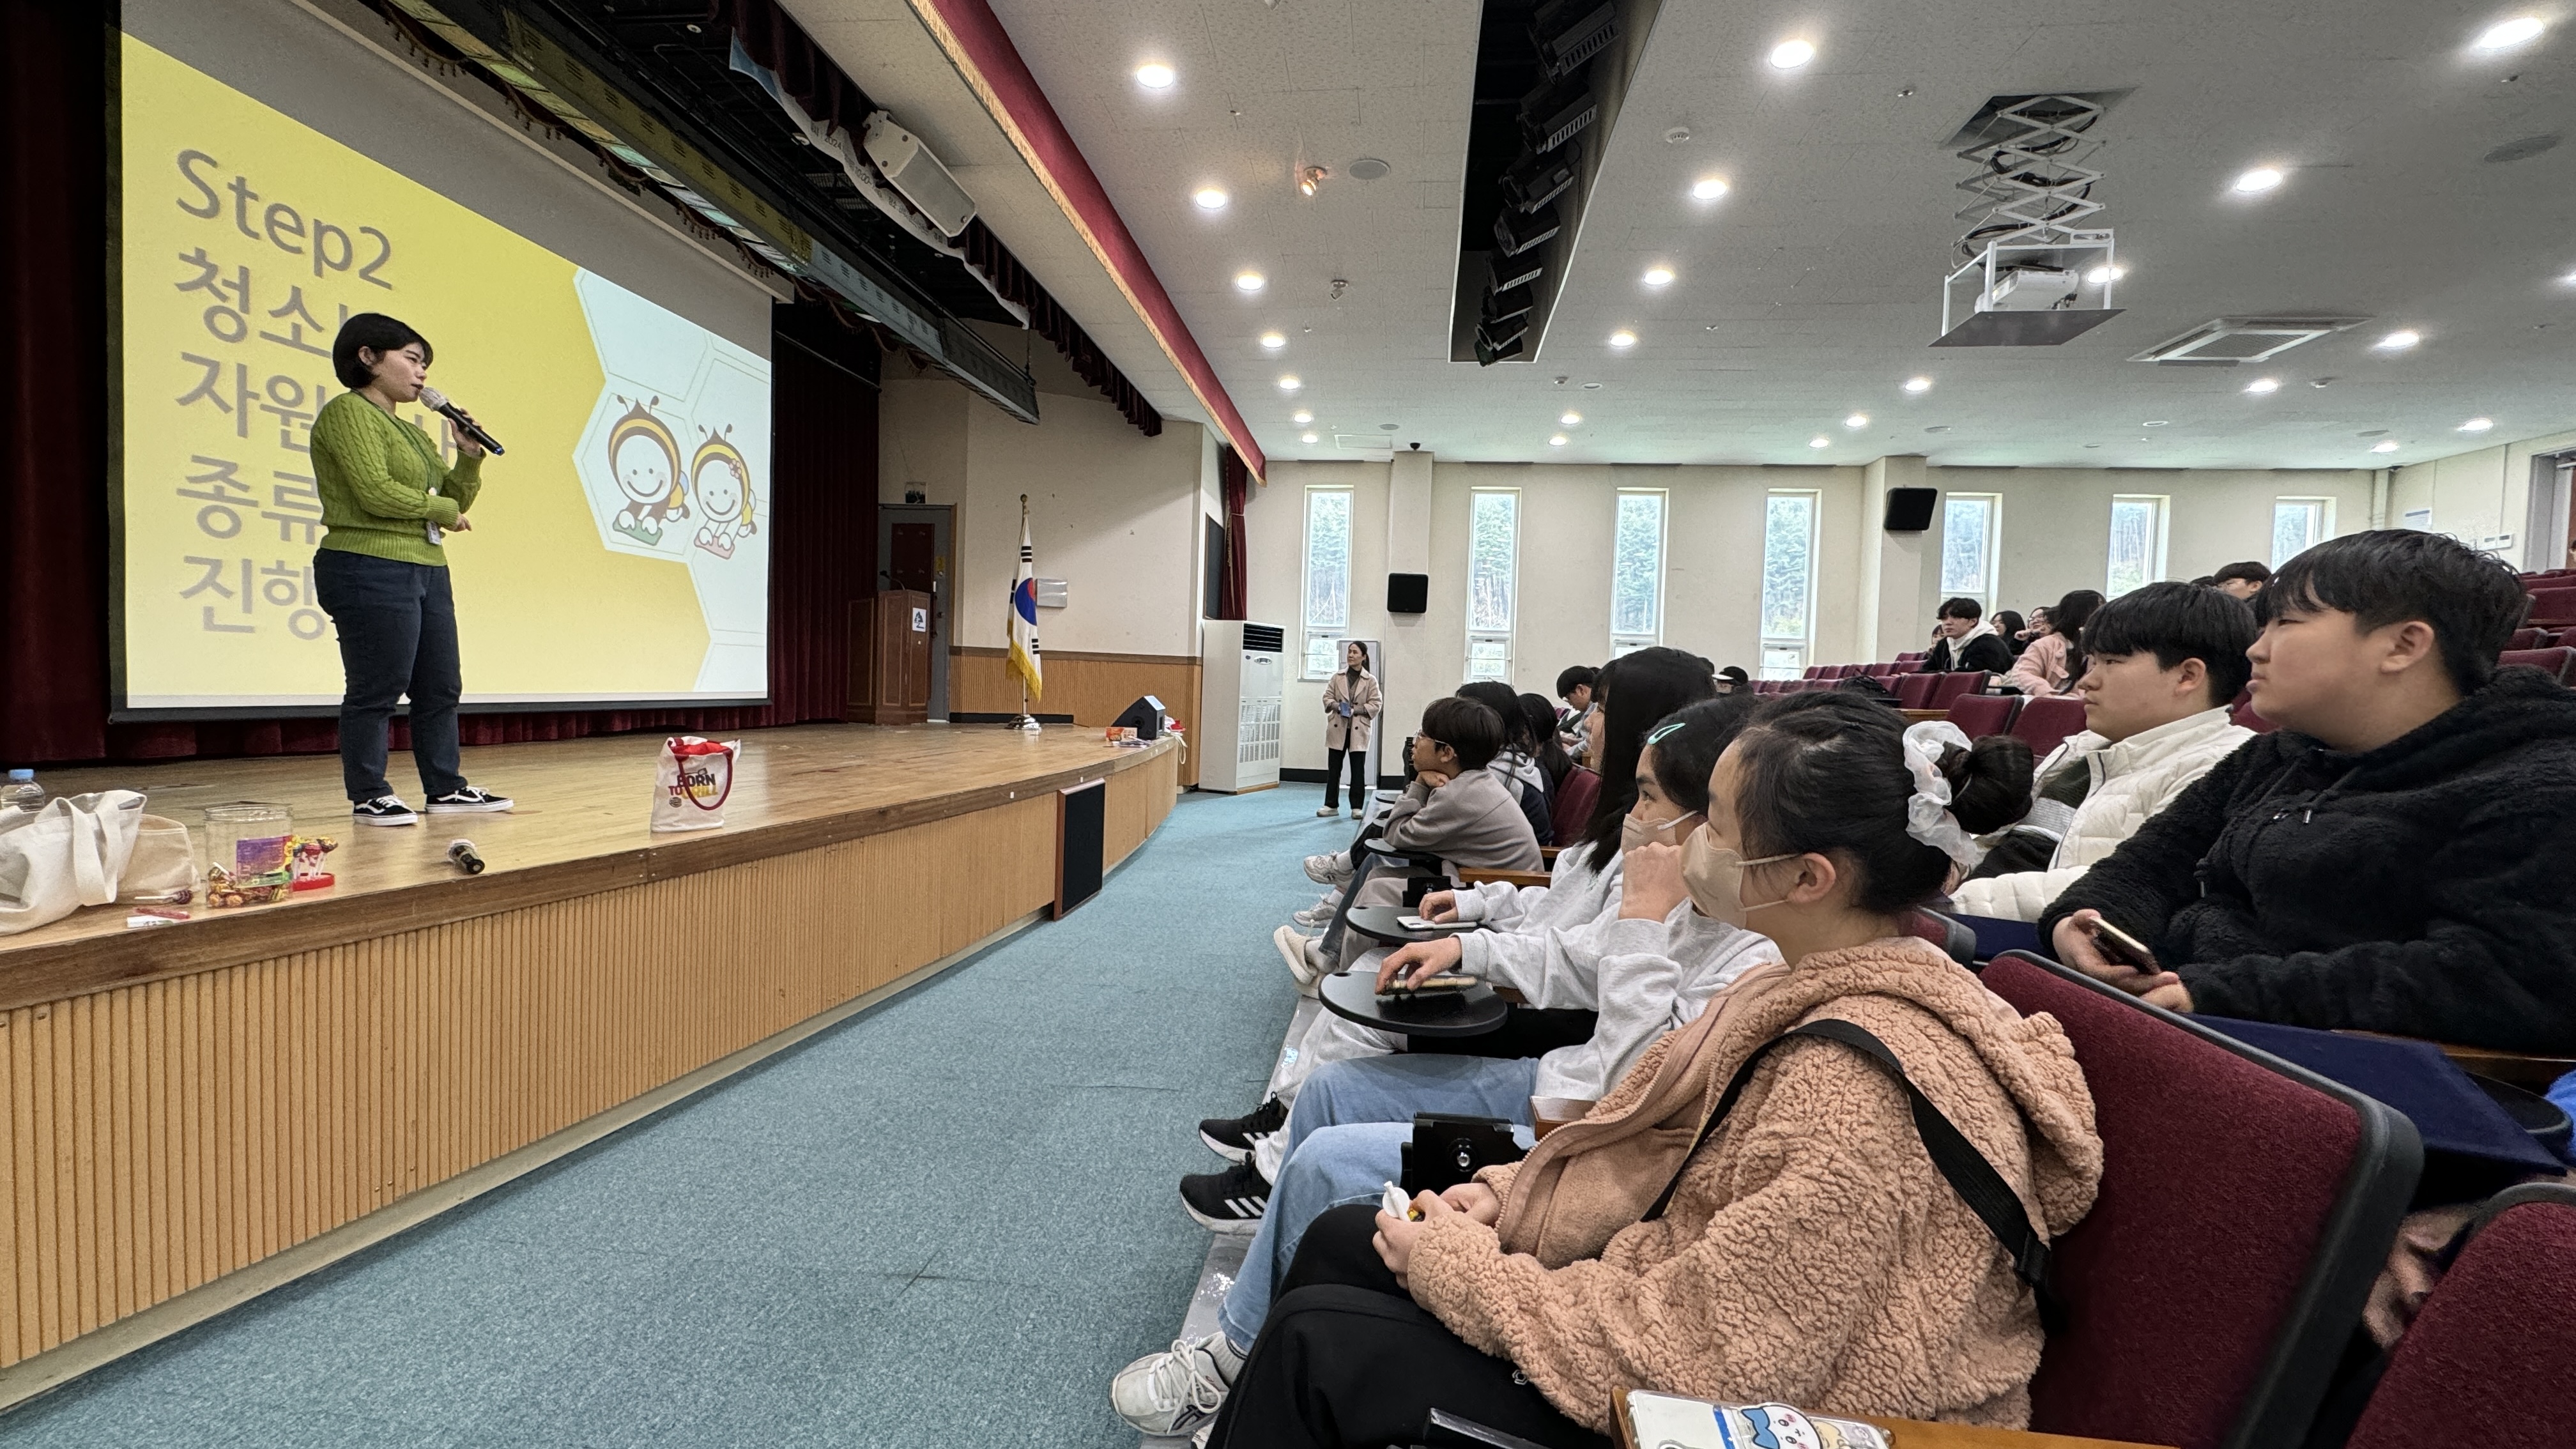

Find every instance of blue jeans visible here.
[1220,1054,1539,1350]
[312,548,466,803]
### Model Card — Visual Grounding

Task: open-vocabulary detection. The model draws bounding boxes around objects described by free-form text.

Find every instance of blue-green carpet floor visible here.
[0,784,1346,1448]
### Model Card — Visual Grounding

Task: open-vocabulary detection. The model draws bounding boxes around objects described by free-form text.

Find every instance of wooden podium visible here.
[850,590,934,724]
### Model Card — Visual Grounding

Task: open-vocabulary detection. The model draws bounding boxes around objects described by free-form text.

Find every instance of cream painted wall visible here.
[878,372,1209,659]
[2390,425,2576,567]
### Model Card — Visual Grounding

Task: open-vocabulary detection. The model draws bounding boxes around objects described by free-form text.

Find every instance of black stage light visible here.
[1474,326,1528,366]
[1498,146,1579,213]
[1481,282,1535,324]
[1492,202,1561,257]
[1491,254,1545,293]
[1517,76,1598,153]
[1529,0,1618,79]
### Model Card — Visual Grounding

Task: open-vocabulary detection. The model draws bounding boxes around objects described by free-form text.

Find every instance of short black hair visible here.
[2212,560,2273,587]
[2260,530,2527,691]
[2081,581,2258,705]
[2189,576,2218,588]
[1729,694,2032,914]
[1716,666,1750,685]
[1519,692,1573,785]
[1555,664,1598,698]
[1643,698,1756,815]
[1575,647,1721,864]
[1420,696,1505,772]
[1938,597,1984,622]
[334,312,432,390]
[1455,681,1530,752]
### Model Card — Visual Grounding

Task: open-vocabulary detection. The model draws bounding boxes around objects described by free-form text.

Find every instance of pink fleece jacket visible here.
[1405,938,2102,1433]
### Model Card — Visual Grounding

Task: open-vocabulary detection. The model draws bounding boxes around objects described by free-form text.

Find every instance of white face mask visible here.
[1620,810,1703,855]
[1679,824,1799,927]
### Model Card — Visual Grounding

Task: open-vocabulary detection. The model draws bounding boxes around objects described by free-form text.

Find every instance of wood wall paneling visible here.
[951,647,1203,786]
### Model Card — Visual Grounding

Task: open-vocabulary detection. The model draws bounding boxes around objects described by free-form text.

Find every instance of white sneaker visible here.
[1302,853,1351,885]
[1273,924,1326,997]
[1290,901,1333,929]
[1351,807,1365,820]
[1110,1333,1237,1437]
[1316,804,1338,817]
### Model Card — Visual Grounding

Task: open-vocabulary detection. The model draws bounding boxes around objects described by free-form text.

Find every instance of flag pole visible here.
[1012,494,1038,732]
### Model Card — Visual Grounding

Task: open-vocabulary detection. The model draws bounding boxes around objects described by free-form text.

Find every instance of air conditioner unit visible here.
[861,112,977,238]
[2127,316,2371,365]
[1199,621,1285,793]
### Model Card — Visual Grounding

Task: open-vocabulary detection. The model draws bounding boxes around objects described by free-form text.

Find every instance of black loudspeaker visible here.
[1883,487,1940,532]
[1113,694,1165,740]
[1387,572,1430,613]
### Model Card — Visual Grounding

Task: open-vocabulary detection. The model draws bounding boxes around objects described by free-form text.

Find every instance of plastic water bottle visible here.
[3,769,40,813]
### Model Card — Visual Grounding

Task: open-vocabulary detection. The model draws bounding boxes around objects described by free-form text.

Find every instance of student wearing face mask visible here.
[1117,702,1781,1439]
[1165,694,2090,1449]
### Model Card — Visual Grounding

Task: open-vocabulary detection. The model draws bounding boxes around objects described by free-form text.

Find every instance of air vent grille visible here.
[1241,623,1286,654]
[2128,316,2370,365]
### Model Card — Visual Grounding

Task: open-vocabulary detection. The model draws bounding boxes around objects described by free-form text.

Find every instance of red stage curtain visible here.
[1218,445,1250,620]
[0,1,877,765]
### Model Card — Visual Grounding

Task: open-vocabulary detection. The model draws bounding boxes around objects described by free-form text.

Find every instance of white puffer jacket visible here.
[1951,707,2252,922]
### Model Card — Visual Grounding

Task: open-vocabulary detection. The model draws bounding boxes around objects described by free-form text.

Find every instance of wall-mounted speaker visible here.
[1387,573,1430,614]
[1883,487,1939,532]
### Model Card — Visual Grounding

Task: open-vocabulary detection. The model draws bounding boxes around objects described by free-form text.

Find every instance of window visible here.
[1465,488,1519,680]
[2272,497,2334,567]
[1759,490,1818,678]
[1300,487,1352,678]
[1609,489,1667,654]
[2106,494,2170,597]
[1939,493,2000,608]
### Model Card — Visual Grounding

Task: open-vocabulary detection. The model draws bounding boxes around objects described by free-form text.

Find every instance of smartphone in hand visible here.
[2090,917,2159,970]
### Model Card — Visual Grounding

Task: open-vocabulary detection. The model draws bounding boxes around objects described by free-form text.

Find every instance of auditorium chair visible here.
[2499,646,2576,684]
[1834,663,1864,678]
[2009,695,2089,756]
[2524,586,2576,626]
[1896,651,1928,666]
[2232,697,2280,733]
[1945,692,2021,739]
[2508,627,2549,650]
[2329,1181,2576,1449]
[1980,954,2421,1449]
[1926,671,1991,710]
[1548,766,1600,847]
[1891,673,1940,709]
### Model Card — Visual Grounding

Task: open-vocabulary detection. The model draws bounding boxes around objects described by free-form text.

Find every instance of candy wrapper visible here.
[1625,1392,1889,1449]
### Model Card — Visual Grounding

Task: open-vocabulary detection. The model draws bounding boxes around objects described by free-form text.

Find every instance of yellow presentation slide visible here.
[118,34,772,711]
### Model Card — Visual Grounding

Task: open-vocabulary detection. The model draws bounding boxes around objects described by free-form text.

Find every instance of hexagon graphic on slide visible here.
[569,270,774,694]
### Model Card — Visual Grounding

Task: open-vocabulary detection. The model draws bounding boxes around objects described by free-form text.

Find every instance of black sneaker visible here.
[351,795,418,827]
[424,786,514,814]
[1179,1162,1271,1236]
[1199,1095,1289,1165]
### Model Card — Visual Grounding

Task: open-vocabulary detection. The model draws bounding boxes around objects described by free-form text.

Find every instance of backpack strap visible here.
[1640,1018,2064,1331]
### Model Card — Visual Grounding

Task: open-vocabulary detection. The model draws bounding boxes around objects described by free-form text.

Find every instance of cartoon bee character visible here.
[607,399,686,546]
[689,429,756,560]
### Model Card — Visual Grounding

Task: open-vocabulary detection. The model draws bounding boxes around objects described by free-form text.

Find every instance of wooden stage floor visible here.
[0,723,1177,1008]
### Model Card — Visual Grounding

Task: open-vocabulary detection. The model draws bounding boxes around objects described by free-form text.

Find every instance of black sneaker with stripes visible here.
[1179,1162,1270,1236]
[1198,1094,1289,1165]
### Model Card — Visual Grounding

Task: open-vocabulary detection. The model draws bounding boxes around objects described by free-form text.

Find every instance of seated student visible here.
[1277,697,1540,992]
[2002,589,2103,696]
[1462,679,1555,845]
[1137,693,2098,1446]
[1521,693,1575,794]
[1952,583,2255,921]
[1119,702,1784,1434]
[1991,609,2029,657]
[2043,530,2576,1054]
[2211,560,2272,601]
[1714,664,1750,694]
[1921,597,2014,673]
[1556,664,1598,760]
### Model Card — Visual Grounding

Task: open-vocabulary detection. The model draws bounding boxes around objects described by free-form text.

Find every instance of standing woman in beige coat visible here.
[1318,641,1383,818]
[1197,693,2099,1449]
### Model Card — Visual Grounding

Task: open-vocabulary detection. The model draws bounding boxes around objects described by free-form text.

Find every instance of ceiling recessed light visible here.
[2460,417,2496,432]
[2370,440,2401,453]
[2142,420,2170,427]
[2085,264,2128,284]
[1924,425,1951,434]
[1560,411,1582,426]
[1689,176,1730,201]
[1134,62,1176,89]
[2374,329,2422,351]
[1642,266,1675,287]
[1808,436,1830,448]
[1233,270,1265,293]
[1902,376,1933,394]
[1192,187,1229,211]
[1768,38,1817,69]
[2244,377,2281,394]
[2231,166,2285,194]
[1549,434,1569,447]
[2474,15,2546,50]
[1259,332,1286,350]
[1277,375,1301,392]
[1582,381,1602,389]
[1301,431,1319,443]
[1292,410,1313,424]
[1608,330,1638,349]
[1844,413,1869,428]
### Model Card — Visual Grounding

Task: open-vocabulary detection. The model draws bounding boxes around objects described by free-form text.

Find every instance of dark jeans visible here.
[1209,1204,1609,1449]
[313,548,466,803]
[1324,746,1370,809]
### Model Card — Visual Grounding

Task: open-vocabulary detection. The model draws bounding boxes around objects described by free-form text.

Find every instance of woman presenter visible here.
[309,313,513,827]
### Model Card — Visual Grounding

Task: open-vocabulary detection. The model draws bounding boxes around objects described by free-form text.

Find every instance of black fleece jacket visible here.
[1922,632,2014,675]
[2038,666,2576,1053]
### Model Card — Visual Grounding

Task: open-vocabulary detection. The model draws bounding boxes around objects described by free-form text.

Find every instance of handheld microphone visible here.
[447,839,486,876]
[418,385,505,456]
